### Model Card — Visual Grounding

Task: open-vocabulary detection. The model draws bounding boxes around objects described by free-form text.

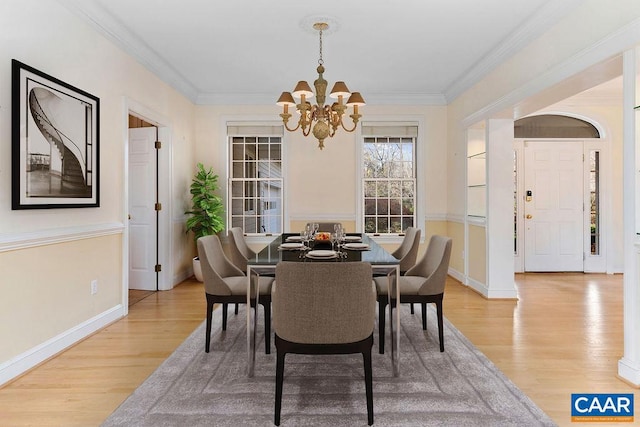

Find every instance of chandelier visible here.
[276,22,365,150]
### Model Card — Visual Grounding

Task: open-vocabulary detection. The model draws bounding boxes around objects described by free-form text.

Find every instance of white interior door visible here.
[128,127,157,290]
[523,141,584,271]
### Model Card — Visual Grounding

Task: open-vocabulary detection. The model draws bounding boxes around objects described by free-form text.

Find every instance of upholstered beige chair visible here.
[375,235,452,353]
[228,227,255,273]
[391,226,421,274]
[273,262,376,426]
[391,227,421,315]
[197,234,273,354]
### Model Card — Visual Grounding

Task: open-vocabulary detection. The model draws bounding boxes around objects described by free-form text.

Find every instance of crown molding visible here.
[58,0,579,108]
[57,0,200,103]
[462,16,640,128]
[444,0,582,103]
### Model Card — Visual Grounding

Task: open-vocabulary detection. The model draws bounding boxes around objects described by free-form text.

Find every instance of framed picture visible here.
[11,59,99,209]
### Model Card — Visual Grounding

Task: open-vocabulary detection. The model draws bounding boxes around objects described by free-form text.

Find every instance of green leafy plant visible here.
[185,163,225,242]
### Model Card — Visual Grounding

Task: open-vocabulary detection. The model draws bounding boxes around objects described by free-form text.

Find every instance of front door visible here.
[128,127,158,290]
[523,141,584,271]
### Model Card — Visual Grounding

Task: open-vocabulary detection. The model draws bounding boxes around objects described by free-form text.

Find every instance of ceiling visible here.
[60,0,584,106]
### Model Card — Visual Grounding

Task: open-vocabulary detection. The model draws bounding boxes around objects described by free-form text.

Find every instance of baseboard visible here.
[467,277,489,297]
[618,357,640,387]
[0,305,125,387]
[448,267,465,284]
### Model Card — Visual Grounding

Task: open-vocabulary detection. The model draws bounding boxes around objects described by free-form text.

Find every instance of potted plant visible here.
[185,163,225,281]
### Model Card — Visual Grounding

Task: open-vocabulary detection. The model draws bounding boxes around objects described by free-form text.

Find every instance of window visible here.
[590,150,600,255]
[228,125,283,234]
[362,125,417,234]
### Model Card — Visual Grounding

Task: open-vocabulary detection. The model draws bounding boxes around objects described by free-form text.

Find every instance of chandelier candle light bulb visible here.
[277,22,365,150]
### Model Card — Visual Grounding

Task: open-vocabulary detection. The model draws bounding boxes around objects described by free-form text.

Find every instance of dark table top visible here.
[248,233,399,267]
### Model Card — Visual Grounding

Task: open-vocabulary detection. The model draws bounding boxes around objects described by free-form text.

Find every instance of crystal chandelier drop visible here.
[276,22,365,150]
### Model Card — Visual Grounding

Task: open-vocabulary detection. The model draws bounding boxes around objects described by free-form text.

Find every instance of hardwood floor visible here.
[0,273,636,426]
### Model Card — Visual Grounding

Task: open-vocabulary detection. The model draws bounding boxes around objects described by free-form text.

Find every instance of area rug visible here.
[102,304,556,426]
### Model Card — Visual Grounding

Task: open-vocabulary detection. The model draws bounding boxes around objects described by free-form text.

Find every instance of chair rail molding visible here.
[0,222,124,253]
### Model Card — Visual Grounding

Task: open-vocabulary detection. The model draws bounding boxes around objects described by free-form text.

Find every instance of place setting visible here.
[278,242,306,251]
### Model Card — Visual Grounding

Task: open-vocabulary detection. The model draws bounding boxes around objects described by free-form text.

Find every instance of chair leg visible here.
[362,349,374,426]
[410,303,414,314]
[421,302,427,330]
[234,303,239,315]
[436,299,444,352]
[222,303,228,331]
[263,301,271,354]
[377,299,387,354]
[205,296,214,353]
[274,350,286,426]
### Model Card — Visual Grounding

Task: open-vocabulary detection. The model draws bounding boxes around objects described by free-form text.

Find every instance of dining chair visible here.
[197,234,274,354]
[391,226,421,275]
[392,227,421,314]
[273,261,376,426]
[375,235,452,353]
[227,227,255,314]
[228,226,255,273]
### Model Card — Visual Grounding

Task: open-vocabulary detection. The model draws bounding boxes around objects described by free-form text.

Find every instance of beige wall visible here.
[0,235,121,361]
[446,221,465,274]
[195,105,449,234]
[0,0,196,380]
[467,224,487,284]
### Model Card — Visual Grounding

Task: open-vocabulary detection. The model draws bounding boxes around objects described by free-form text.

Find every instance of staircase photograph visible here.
[12,60,100,209]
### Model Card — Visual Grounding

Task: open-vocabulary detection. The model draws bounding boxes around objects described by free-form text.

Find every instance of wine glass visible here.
[313,223,319,236]
[330,232,338,252]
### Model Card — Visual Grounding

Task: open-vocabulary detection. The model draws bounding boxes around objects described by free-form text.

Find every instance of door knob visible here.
[526,214,532,219]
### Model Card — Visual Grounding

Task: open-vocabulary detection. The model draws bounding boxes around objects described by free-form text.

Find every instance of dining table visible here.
[246,232,400,377]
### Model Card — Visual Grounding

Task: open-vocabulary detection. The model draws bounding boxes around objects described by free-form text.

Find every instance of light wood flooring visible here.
[0,273,636,426]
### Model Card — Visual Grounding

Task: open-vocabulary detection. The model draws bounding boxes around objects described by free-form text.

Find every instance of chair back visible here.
[306,222,343,232]
[406,235,452,295]
[391,227,421,272]
[273,262,375,344]
[197,234,244,296]
[228,227,255,272]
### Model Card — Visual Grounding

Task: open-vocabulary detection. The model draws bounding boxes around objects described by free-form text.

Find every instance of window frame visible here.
[356,119,424,240]
[226,125,284,237]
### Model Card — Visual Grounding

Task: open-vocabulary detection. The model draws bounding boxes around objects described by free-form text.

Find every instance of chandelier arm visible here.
[283,120,302,132]
[340,115,361,133]
[302,116,312,136]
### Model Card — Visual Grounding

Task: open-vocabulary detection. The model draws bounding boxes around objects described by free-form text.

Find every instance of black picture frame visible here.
[11,59,100,209]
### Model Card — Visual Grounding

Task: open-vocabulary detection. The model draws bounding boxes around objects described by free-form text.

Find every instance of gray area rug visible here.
[102,304,556,426]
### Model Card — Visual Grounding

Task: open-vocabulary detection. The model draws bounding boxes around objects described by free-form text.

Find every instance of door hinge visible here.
[155,202,162,211]
[155,264,162,272]
[155,140,162,149]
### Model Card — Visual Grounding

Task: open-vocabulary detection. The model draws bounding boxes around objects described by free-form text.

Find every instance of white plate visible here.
[344,236,362,242]
[286,236,303,242]
[306,250,337,259]
[343,243,369,250]
[279,242,304,249]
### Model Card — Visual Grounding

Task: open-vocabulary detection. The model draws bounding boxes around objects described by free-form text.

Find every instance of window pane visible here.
[364,181,376,197]
[377,181,389,197]
[364,198,376,215]
[389,217,402,233]
[377,217,389,233]
[376,199,388,215]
